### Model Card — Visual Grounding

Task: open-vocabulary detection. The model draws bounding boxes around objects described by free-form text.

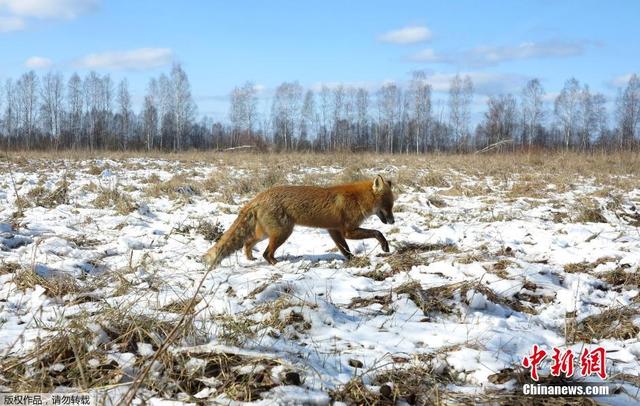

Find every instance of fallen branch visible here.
[475,139,513,154]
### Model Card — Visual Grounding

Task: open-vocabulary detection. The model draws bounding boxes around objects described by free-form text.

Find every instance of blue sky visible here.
[1,0,638,121]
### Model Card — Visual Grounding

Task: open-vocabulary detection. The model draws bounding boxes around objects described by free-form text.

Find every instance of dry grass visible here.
[146,173,201,199]
[92,187,138,215]
[563,257,616,274]
[0,261,20,276]
[345,256,372,268]
[597,266,640,287]
[421,171,451,188]
[161,297,203,315]
[196,220,224,242]
[26,177,69,208]
[0,302,299,402]
[8,150,640,188]
[573,307,640,342]
[12,267,80,297]
[348,293,394,314]
[331,358,460,405]
[396,279,537,318]
[507,179,549,199]
[396,280,457,317]
[427,195,447,208]
[374,242,457,279]
[215,314,256,346]
[1,324,119,392]
[574,199,608,223]
[486,259,517,279]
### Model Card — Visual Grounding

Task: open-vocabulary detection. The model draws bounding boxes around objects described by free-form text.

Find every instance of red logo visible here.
[522,346,607,381]
[580,347,607,379]
[522,344,547,381]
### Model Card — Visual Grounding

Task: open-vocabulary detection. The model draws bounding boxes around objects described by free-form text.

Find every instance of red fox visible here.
[204,175,395,266]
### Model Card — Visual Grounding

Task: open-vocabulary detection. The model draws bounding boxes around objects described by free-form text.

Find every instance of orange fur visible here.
[204,175,395,266]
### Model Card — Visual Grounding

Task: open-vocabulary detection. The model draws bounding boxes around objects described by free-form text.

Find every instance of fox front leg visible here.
[328,229,353,259]
[344,227,390,253]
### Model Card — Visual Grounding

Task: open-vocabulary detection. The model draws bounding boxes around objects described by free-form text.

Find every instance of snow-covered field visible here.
[1,154,639,405]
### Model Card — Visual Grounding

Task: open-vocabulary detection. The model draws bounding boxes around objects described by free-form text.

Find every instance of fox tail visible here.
[203,204,257,267]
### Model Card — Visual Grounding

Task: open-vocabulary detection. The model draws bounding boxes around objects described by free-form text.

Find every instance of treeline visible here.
[1,65,639,153]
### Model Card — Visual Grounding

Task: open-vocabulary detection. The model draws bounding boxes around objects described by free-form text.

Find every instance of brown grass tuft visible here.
[92,187,138,215]
[563,257,616,274]
[573,307,639,342]
[13,267,80,297]
[574,199,607,223]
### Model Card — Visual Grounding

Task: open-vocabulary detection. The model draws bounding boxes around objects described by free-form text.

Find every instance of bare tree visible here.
[591,93,608,144]
[3,79,18,148]
[83,72,101,150]
[448,74,473,151]
[301,89,316,149]
[271,81,302,151]
[67,73,83,148]
[331,85,345,150]
[409,71,432,154]
[229,81,258,147]
[480,94,518,148]
[158,73,173,150]
[319,86,331,151]
[117,78,132,149]
[142,95,157,151]
[101,74,114,145]
[170,63,196,151]
[40,71,64,147]
[355,88,369,150]
[17,71,39,149]
[616,74,640,148]
[521,78,544,148]
[377,82,401,153]
[578,85,599,151]
[554,78,581,150]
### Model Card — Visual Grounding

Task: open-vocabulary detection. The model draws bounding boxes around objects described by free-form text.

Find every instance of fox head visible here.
[372,175,395,225]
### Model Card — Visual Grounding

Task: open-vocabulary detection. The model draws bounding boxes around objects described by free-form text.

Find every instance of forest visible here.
[1,64,639,153]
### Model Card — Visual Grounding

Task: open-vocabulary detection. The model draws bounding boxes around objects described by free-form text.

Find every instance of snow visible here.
[0,157,639,404]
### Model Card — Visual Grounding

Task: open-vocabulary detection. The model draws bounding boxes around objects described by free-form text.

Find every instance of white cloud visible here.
[427,72,530,95]
[378,25,431,44]
[610,73,637,88]
[409,48,447,63]
[410,40,585,67]
[309,72,527,97]
[74,48,173,70]
[542,92,560,102]
[0,15,25,32]
[0,0,98,19]
[465,40,584,66]
[24,56,53,69]
[309,81,377,92]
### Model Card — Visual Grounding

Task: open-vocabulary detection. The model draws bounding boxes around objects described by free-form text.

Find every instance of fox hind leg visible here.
[244,237,259,260]
[263,226,293,265]
[243,224,266,260]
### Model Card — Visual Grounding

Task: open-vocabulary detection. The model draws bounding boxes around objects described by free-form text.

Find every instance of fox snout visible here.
[376,210,395,225]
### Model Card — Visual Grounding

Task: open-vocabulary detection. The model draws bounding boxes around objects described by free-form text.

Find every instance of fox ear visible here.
[372,175,385,193]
